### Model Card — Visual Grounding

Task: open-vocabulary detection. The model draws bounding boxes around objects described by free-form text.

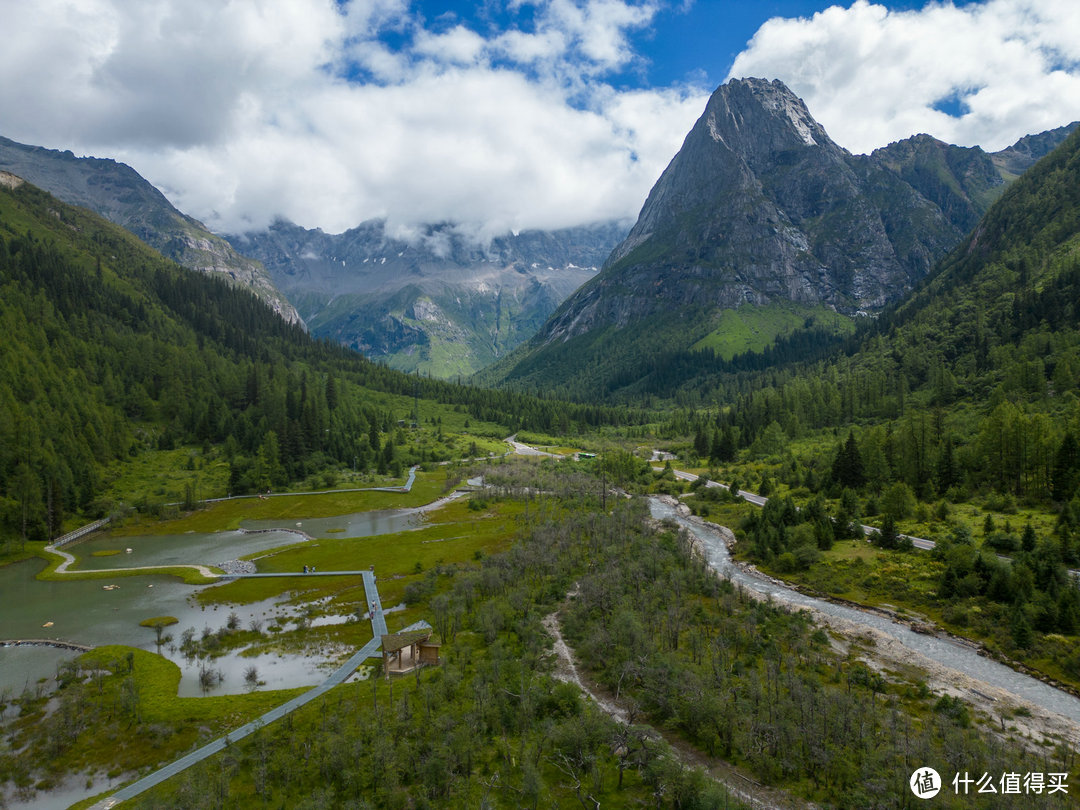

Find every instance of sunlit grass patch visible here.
[112,470,451,536]
[198,499,523,607]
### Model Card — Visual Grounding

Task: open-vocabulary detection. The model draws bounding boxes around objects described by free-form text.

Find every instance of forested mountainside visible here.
[0,135,300,324]
[677,125,1080,508]
[0,174,641,546]
[483,77,1075,399]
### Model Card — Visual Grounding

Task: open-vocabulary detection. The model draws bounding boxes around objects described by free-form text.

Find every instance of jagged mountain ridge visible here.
[228,219,624,377]
[0,135,301,324]
[487,78,1075,397]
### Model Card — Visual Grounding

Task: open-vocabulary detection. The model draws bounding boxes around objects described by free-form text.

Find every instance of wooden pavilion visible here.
[381,628,441,677]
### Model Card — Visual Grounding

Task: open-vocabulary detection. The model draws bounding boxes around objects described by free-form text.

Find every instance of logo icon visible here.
[910,767,941,799]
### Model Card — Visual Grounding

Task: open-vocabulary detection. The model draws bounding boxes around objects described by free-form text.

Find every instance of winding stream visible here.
[649,497,1080,726]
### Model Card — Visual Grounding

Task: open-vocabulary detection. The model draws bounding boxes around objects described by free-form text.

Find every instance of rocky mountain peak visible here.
[701,78,838,161]
[538,77,955,346]
[492,81,1076,397]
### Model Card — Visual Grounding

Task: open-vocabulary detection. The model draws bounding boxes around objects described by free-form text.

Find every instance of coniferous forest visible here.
[0,180,643,548]
[4,96,1080,810]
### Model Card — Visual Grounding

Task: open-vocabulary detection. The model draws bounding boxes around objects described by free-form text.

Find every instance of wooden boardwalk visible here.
[90,570,386,809]
[0,638,92,652]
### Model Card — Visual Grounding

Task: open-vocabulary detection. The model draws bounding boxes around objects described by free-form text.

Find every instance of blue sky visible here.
[422,1,864,89]
[2,1,1078,238]
[388,1,972,88]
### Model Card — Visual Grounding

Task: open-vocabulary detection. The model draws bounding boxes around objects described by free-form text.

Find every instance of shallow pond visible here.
[0,558,342,698]
[240,506,423,539]
[71,527,302,570]
[0,501,424,699]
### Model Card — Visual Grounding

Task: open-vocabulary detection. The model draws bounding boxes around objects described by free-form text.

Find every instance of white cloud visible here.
[150,67,703,237]
[20,0,1076,242]
[541,0,659,71]
[0,0,701,236]
[730,0,1080,154]
[413,25,488,65]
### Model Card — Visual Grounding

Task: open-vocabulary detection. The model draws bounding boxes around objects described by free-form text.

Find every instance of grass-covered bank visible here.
[0,646,304,802]
[692,487,1080,698]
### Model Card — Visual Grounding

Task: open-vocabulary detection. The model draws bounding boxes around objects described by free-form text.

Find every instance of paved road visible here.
[660,466,1075,569]
[665,466,931,542]
[665,468,768,507]
[91,571,386,809]
[505,434,564,458]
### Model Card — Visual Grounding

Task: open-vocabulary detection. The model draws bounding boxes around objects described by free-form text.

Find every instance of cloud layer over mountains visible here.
[732,0,1080,155]
[4,0,1078,238]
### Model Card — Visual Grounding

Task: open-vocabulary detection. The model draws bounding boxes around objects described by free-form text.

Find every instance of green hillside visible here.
[0,176,640,550]
[733,124,1080,497]
[656,128,1080,683]
[665,127,1080,509]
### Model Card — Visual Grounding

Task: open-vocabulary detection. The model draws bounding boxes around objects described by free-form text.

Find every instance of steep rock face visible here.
[992,122,1079,176]
[866,134,1003,235]
[229,220,623,376]
[0,136,301,324]
[486,80,1076,399]
[539,79,959,344]
[533,80,1076,349]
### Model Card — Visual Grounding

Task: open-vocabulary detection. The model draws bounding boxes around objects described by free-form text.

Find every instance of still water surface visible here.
[0,503,422,698]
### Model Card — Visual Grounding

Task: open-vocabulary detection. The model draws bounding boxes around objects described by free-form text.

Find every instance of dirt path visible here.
[44,544,219,578]
[542,599,812,810]
[670,506,1080,750]
[43,488,469,582]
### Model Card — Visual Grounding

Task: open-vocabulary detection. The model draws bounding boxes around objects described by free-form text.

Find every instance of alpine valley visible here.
[226,218,624,377]
[0,133,624,379]
[6,68,1080,810]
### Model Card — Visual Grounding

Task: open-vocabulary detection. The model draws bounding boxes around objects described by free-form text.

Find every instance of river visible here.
[649,497,1080,726]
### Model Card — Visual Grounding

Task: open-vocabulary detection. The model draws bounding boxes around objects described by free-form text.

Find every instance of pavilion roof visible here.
[381,628,431,653]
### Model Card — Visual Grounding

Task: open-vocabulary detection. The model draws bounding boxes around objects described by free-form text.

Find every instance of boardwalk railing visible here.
[50,517,111,549]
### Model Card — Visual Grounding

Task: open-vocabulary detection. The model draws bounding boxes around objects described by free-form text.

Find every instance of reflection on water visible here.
[241,507,422,539]
[0,501,426,809]
[649,497,1080,724]
[0,501,406,698]
[0,556,351,697]
[71,528,303,570]
[0,645,74,698]
[0,501,423,696]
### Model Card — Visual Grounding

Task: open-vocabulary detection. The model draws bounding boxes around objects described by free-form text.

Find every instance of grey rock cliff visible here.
[534,79,1076,348]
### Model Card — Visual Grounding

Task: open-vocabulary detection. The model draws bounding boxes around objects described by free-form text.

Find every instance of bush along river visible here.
[649,496,1080,730]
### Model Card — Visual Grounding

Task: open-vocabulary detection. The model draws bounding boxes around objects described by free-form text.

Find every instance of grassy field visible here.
[110,469,454,536]
[1,645,306,796]
[690,302,853,359]
[198,497,525,611]
[103,447,230,509]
